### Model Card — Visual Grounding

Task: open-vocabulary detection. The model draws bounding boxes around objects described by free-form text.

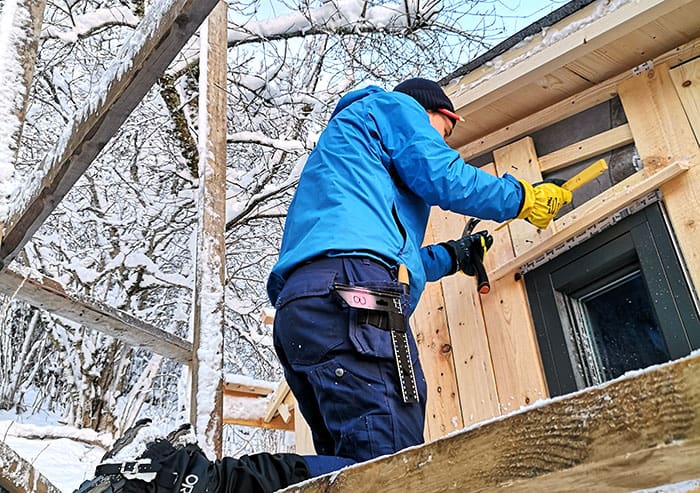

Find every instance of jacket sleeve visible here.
[369,93,524,223]
[420,244,454,282]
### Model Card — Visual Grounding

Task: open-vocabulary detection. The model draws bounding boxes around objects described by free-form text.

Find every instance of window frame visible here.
[525,203,700,396]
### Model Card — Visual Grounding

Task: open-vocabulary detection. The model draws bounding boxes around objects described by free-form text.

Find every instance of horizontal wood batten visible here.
[539,124,634,173]
[490,161,690,282]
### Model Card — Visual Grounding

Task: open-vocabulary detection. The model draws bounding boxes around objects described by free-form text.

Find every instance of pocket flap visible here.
[275,269,337,308]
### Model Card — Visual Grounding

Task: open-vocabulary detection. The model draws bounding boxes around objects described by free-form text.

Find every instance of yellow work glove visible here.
[516,179,572,229]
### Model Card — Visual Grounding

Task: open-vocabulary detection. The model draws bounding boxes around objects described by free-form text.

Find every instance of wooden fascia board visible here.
[0,0,219,270]
[283,350,700,492]
[454,36,700,161]
[0,266,192,363]
[447,0,694,120]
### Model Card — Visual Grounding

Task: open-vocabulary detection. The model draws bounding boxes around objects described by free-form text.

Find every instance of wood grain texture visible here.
[440,238,500,427]
[619,63,698,171]
[670,58,700,144]
[479,276,547,415]
[619,62,700,299]
[479,140,548,415]
[412,215,461,440]
[281,352,700,492]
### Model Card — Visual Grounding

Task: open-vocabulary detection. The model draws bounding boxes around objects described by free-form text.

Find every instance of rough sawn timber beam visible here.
[0,439,60,493]
[282,351,700,493]
[0,0,219,270]
[0,266,192,364]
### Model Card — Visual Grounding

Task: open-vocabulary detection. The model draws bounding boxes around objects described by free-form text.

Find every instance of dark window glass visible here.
[581,270,670,380]
[526,204,700,396]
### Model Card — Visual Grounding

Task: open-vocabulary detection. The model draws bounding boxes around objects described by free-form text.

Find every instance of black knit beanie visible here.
[393,78,461,124]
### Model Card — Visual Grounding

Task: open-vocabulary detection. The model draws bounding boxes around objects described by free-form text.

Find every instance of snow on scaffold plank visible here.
[283,351,700,492]
[0,0,219,270]
[0,265,192,363]
[0,439,60,493]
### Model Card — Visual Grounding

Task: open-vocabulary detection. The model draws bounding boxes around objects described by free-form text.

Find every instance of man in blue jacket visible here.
[268,78,571,463]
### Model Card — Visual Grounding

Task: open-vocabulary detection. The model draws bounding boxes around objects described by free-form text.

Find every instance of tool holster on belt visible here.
[333,284,419,403]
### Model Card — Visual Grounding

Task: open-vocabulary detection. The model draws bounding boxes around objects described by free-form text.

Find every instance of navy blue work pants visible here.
[273,257,427,462]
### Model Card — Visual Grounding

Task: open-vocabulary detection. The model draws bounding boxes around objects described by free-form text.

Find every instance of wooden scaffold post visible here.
[190,0,228,458]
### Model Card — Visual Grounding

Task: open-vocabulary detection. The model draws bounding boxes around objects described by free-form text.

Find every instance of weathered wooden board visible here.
[281,351,700,492]
[0,440,60,493]
[189,1,228,457]
[0,0,220,269]
[0,266,192,363]
[670,58,700,146]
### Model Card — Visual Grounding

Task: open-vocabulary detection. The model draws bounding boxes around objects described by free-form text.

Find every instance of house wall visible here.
[416,53,700,442]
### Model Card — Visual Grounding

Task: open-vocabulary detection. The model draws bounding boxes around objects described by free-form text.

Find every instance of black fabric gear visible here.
[442,231,493,276]
[77,432,310,493]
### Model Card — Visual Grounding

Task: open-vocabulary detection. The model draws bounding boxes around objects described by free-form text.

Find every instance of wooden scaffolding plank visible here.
[0,0,220,270]
[190,0,227,457]
[282,351,700,492]
[455,37,700,162]
[483,138,548,414]
[618,62,700,293]
[0,440,60,493]
[0,266,192,363]
[490,162,690,282]
[448,0,695,122]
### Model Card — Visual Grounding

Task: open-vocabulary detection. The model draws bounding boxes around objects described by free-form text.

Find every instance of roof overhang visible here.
[444,0,700,153]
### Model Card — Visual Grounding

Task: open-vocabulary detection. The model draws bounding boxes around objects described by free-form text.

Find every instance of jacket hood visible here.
[329,85,384,120]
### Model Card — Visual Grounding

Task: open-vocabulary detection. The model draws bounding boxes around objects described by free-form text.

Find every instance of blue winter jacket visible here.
[267,85,523,311]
